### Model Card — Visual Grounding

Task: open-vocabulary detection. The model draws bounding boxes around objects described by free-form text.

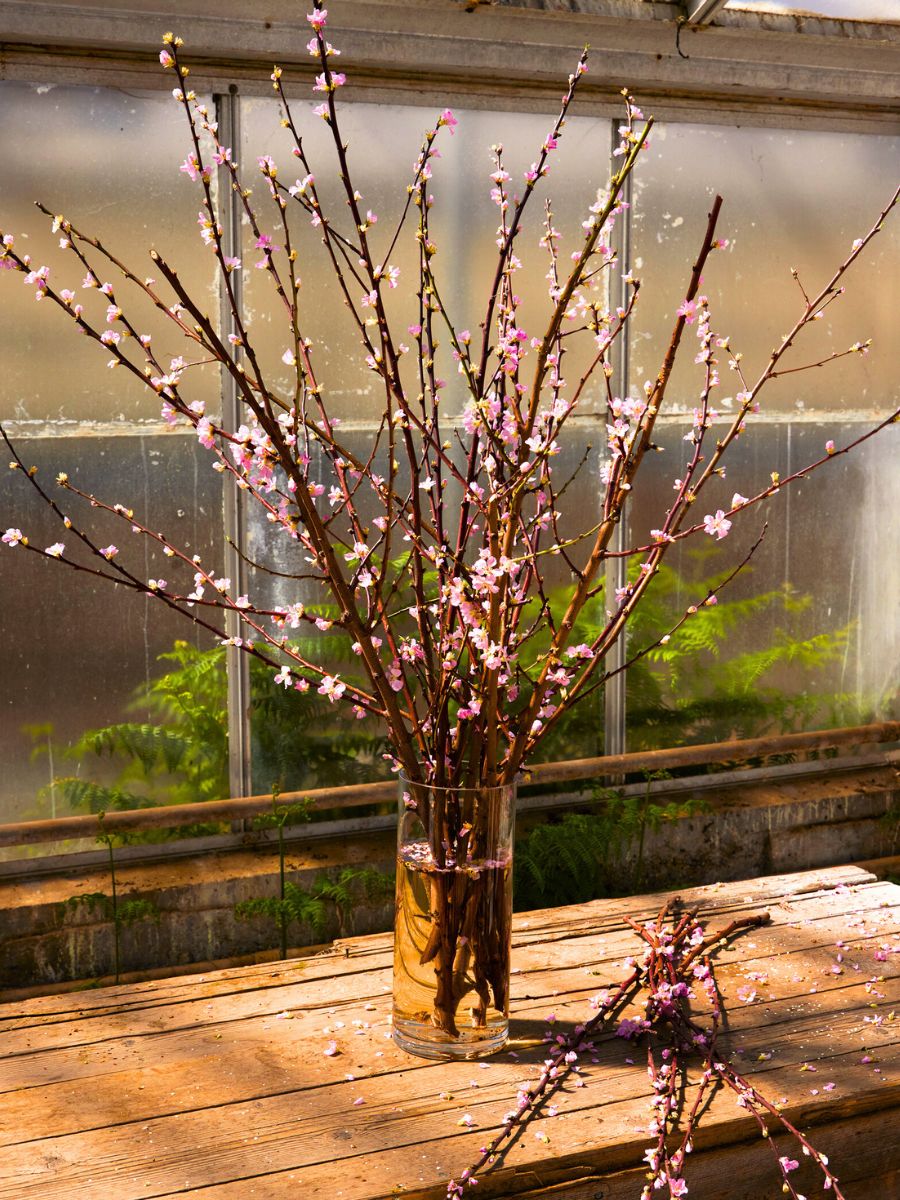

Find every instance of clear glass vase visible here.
[392,777,515,1060]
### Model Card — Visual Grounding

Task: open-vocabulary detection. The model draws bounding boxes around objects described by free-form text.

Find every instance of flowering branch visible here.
[447,902,847,1200]
[2,7,897,1042]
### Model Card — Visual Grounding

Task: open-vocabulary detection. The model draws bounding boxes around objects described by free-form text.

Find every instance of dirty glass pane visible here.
[241,98,615,423]
[630,123,899,416]
[625,122,899,749]
[0,84,227,858]
[623,418,898,750]
[0,433,224,852]
[0,83,219,423]
[239,98,615,794]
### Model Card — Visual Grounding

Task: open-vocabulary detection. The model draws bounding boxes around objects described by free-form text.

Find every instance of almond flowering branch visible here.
[1,4,897,1043]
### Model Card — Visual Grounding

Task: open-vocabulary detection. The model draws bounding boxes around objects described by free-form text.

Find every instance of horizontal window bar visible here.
[0,721,895,850]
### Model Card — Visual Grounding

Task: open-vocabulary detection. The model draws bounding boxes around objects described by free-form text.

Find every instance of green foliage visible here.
[622,554,858,749]
[40,640,229,817]
[59,826,160,987]
[116,897,160,927]
[249,798,313,833]
[31,635,390,825]
[235,866,394,943]
[63,891,110,915]
[513,549,863,768]
[514,775,706,911]
[64,890,159,928]
[250,662,389,795]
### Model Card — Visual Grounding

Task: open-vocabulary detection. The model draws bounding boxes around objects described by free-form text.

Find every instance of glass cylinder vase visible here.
[392,777,515,1060]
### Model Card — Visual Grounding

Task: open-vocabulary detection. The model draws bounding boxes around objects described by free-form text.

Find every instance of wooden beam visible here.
[0,721,895,847]
[0,0,897,126]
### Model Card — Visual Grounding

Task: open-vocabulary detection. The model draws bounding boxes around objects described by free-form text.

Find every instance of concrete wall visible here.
[1,762,896,998]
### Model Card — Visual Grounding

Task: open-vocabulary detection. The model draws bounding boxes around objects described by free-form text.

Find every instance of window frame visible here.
[0,0,897,867]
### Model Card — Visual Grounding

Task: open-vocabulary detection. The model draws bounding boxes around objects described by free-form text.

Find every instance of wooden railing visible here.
[1,722,896,849]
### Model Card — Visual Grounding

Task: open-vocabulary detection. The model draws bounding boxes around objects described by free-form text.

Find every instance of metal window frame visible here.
[683,0,731,24]
[1,0,898,867]
[0,1,897,132]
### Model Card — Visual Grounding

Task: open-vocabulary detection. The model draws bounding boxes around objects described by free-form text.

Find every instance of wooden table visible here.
[1,865,898,1199]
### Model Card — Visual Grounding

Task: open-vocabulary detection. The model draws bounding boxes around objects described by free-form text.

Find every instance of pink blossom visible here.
[677,299,698,324]
[669,1180,688,1198]
[99,545,118,560]
[196,418,215,449]
[314,71,345,91]
[44,542,65,557]
[825,439,835,454]
[307,7,327,31]
[159,49,175,68]
[318,675,346,702]
[24,265,50,296]
[565,643,593,660]
[702,510,731,540]
[779,1157,799,1174]
[2,528,25,547]
[439,108,458,132]
[180,154,201,182]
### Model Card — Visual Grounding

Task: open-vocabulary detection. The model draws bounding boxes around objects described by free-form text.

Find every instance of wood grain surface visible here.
[1,865,897,1199]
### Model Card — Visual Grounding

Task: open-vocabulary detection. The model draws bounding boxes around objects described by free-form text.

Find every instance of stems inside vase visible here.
[393,778,514,1059]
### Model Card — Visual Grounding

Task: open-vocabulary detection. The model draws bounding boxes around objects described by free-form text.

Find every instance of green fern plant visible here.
[622,549,863,750]
[60,816,161,984]
[235,865,394,949]
[514,775,707,911]
[29,636,390,828]
[42,640,229,822]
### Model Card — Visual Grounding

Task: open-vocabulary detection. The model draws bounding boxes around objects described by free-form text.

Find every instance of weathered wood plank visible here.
[0,870,887,1033]
[1,881,893,1063]
[0,866,876,1023]
[175,1110,900,1200]
[0,971,895,1149]
[478,1110,900,1200]
[0,866,895,1200]
[0,1037,895,1200]
[0,944,895,1103]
